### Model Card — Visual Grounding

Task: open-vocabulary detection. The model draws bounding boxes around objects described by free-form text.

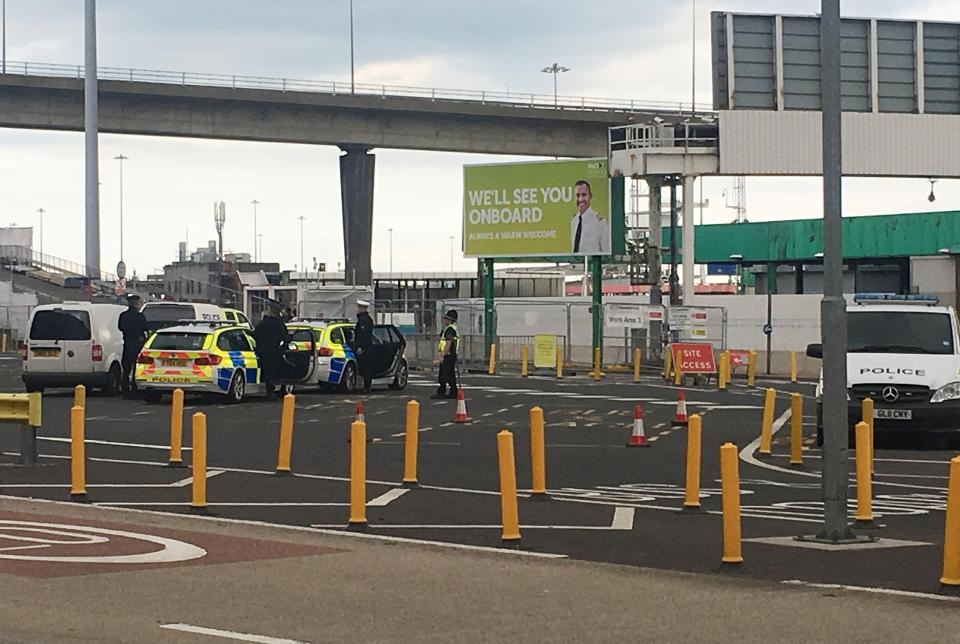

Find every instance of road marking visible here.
[159,623,308,644]
[97,502,349,507]
[745,535,931,550]
[309,522,633,531]
[611,506,634,530]
[781,580,960,604]
[131,411,153,416]
[170,469,226,487]
[368,488,409,507]
[512,403,524,408]
[647,436,659,442]
[37,436,189,452]
[607,410,619,416]
[738,409,818,478]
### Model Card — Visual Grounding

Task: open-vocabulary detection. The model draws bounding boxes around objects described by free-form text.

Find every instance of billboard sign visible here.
[463,159,611,258]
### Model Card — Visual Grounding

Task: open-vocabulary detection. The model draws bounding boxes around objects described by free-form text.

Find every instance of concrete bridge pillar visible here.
[339,145,376,286]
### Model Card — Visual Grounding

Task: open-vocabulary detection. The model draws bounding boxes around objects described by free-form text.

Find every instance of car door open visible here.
[278,328,317,384]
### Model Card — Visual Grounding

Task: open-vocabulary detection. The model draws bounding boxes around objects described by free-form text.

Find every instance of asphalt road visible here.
[0,354,957,597]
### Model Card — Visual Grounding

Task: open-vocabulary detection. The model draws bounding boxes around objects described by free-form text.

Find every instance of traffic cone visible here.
[454,388,470,423]
[355,402,365,424]
[627,404,649,447]
[672,389,688,426]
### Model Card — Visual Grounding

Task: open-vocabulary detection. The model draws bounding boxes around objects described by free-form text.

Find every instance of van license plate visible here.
[875,409,911,420]
[32,349,59,358]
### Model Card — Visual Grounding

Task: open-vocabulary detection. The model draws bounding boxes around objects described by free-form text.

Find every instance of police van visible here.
[807,293,960,445]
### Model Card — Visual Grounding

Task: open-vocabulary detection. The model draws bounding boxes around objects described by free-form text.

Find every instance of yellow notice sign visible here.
[534,335,557,368]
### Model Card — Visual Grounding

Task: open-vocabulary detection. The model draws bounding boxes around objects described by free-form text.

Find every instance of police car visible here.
[136,321,316,403]
[286,319,409,393]
[808,294,960,444]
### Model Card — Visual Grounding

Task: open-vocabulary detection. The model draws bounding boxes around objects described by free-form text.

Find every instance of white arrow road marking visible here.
[368,488,409,507]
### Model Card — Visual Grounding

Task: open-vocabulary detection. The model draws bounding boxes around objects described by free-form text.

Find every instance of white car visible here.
[141,301,226,332]
[21,302,126,394]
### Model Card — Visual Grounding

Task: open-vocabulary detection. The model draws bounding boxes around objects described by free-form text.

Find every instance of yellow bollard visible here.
[190,412,207,512]
[276,393,295,476]
[663,348,673,381]
[555,345,564,380]
[487,343,497,375]
[403,400,420,487]
[723,350,732,385]
[789,351,798,383]
[862,397,875,475]
[758,388,776,455]
[497,430,521,542]
[673,360,683,386]
[633,347,641,384]
[790,393,803,467]
[168,388,185,467]
[720,442,743,564]
[747,351,757,386]
[592,347,602,381]
[683,414,702,511]
[854,421,873,525]
[74,384,86,410]
[718,351,728,391]
[349,420,367,528]
[530,407,546,497]
[520,345,529,378]
[940,456,960,585]
[1,333,6,353]
[70,405,87,500]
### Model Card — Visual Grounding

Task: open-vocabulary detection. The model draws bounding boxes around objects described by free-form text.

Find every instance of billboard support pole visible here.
[483,258,495,361]
[647,176,663,362]
[668,177,680,307]
[591,255,603,360]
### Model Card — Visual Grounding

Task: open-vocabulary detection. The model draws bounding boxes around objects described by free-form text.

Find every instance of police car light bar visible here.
[853,293,940,305]
[175,319,241,326]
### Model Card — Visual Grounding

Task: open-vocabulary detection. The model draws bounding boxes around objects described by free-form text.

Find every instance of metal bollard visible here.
[487,343,497,376]
[521,345,529,378]
[530,406,546,497]
[758,388,776,455]
[790,393,803,467]
[349,420,367,529]
[190,412,207,512]
[555,345,563,380]
[276,393,295,476]
[720,442,743,564]
[168,388,185,467]
[683,414,702,511]
[497,430,521,542]
[633,347,641,383]
[592,347,602,381]
[403,400,420,487]
[70,405,87,500]
[789,351,798,383]
[940,456,960,585]
[718,351,729,391]
[862,397,875,475]
[74,384,86,410]
[747,351,757,386]
[854,421,873,525]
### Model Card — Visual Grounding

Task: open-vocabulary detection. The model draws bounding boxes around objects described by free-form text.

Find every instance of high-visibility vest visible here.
[438,323,459,354]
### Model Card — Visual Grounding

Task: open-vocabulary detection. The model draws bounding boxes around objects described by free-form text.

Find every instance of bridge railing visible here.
[3,60,714,115]
[0,245,118,284]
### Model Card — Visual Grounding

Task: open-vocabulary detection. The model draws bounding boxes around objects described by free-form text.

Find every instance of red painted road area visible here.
[0,509,342,578]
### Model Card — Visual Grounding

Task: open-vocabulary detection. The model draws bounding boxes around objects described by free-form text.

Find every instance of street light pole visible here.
[449,235,454,272]
[349,0,355,94]
[2,0,6,75]
[114,154,128,261]
[84,0,100,284]
[36,208,44,259]
[387,227,393,275]
[540,63,569,107]
[298,215,305,275]
[250,200,259,262]
[257,233,264,264]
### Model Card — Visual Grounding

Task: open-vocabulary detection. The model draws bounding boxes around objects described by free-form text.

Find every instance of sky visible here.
[2,0,960,278]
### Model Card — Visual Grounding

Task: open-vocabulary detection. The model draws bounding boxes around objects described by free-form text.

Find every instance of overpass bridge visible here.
[0,61,709,285]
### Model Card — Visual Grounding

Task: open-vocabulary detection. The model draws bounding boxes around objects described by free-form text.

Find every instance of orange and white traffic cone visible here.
[355,402,365,424]
[454,388,470,423]
[627,404,649,447]
[672,389,688,426]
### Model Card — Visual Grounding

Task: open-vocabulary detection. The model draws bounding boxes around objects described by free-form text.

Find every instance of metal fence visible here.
[0,305,35,347]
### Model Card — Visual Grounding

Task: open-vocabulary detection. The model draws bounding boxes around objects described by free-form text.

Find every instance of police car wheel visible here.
[339,363,358,394]
[389,359,409,390]
[226,371,245,404]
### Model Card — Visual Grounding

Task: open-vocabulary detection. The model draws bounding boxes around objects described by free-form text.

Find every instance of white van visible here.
[808,294,960,444]
[21,302,126,394]
[141,301,224,333]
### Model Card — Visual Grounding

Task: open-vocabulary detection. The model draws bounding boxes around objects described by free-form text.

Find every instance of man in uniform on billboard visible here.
[570,179,609,254]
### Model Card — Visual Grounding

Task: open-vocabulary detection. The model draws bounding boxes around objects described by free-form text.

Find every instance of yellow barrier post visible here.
[674,360,683,386]
[497,430,521,543]
[403,400,420,487]
[592,347,602,381]
[190,412,207,513]
[862,397,875,475]
[683,414,702,511]
[789,351,798,383]
[349,420,367,529]
[718,351,729,391]
[790,393,803,467]
[530,406,546,497]
[276,393,295,476]
[633,347,641,383]
[74,384,86,410]
[1,333,6,353]
[663,348,672,381]
[555,345,563,380]
[854,421,873,525]
[2,393,42,465]
[747,351,757,386]
[70,405,87,500]
[168,388,185,468]
[520,345,529,378]
[940,456,960,585]
[724,350,733,386]
[720,442,743,564]
[487,343,497,375]
[758,388,776,455]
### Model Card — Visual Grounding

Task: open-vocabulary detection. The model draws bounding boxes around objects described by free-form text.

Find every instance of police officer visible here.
[354,299,374,394]
[117,294,149,395]
[432,310,459,399]
[254,300,289,400]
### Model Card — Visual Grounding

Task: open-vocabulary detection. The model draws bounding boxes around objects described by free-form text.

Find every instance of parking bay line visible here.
[37,436,188,452]
[170,469,226,487]
[159,623,308,644]
[312,506,635,531]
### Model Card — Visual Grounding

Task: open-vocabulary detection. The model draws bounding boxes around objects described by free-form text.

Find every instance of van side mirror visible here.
[806,343,823,359]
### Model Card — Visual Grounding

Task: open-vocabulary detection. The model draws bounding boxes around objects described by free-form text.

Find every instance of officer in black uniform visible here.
[254,300,289,400]
[354,299,375,394]
[117,294,149,395]
[432,309,459,399]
